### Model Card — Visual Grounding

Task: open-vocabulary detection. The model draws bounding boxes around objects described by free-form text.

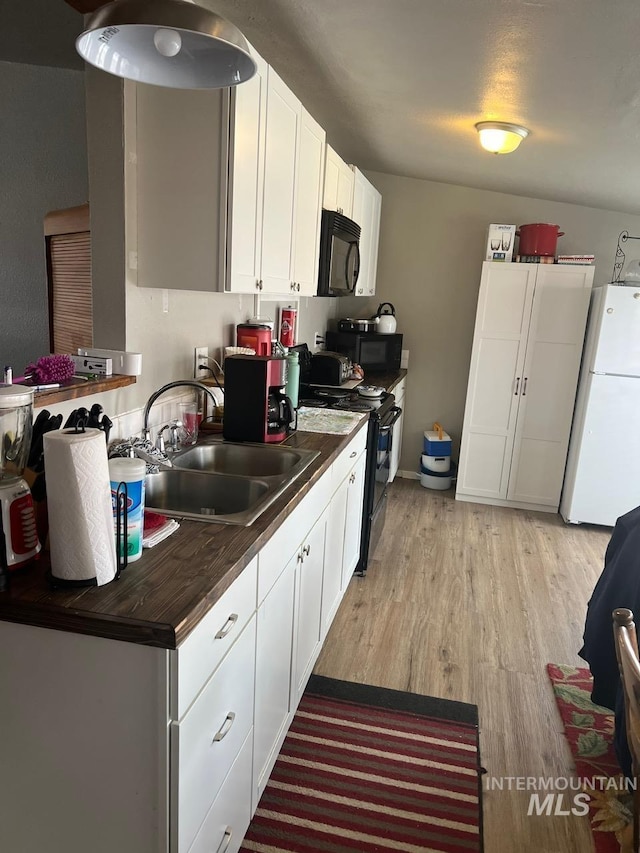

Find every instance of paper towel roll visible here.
[44,428,117,586]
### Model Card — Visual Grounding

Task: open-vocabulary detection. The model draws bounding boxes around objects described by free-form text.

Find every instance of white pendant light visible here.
[475,121,529,154]
[76,0,257,89]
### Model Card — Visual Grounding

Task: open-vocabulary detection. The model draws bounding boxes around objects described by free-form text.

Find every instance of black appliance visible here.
[325,330,403,372]
[223,355,294,443]
[298,384,402,575]
[309,352,351,386]
[317,210,361,296]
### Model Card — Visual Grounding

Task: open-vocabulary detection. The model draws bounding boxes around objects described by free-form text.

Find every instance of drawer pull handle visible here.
[349,472,356,484]
[213,712,236,742]
[215,613,238,640]
[350,451,357,458]
[302,544,311,557]
[217,827,233,853]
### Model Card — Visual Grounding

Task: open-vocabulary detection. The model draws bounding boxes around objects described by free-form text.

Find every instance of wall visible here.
[343,172,640,474]
[0,61,88,372]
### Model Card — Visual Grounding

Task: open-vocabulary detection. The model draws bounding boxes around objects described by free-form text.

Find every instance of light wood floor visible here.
[315,479,613,853]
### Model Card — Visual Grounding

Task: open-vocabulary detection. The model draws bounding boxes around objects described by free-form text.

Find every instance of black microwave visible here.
[325,331,403,372]
[317,210,361,296]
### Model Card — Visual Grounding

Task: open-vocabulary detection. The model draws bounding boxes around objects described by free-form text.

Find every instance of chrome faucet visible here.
[142,380,218,441]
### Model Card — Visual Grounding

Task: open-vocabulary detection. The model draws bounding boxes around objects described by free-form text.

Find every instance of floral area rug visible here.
[547,663,632,852]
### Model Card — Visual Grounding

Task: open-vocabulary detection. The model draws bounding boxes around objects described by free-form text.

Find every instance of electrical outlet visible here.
[314,333,325,350]
[194,346,209,379]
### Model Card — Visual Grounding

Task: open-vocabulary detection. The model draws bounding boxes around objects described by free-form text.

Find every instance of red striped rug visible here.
[241,675,483,853]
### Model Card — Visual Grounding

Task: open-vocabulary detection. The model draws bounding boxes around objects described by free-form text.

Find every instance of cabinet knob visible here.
[212,711,236,742]
[214,613,238,640]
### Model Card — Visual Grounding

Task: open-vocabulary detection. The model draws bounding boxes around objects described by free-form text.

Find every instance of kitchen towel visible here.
[44,428,117,586]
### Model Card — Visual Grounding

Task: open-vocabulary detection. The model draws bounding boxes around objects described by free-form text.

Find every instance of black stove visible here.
[299,386,392,414]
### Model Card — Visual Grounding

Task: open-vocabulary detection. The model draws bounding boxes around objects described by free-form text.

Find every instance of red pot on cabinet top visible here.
[516,223,565,257]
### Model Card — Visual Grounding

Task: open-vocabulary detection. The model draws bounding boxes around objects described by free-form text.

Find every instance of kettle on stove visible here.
[372,303,397,334]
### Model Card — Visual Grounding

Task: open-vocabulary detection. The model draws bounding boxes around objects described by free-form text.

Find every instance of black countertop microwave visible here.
[325,331,403,372]
[317,210,361,296]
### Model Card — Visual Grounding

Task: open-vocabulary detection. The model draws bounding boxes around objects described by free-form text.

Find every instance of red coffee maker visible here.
[223,355,294,443]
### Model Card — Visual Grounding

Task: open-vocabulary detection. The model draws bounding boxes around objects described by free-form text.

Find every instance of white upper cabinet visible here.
[226,51,268,294]
[351,167,382,296]
[456,262,594,511]
[227,62,325,295]
[291,108,326,296]
[128,83,229,291]
[323,145,354,217]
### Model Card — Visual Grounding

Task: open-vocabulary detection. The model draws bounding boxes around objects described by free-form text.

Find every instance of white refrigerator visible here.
[560,284,640,526]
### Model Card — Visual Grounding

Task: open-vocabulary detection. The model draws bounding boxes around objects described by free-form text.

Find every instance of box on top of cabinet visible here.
[485,224,516,262]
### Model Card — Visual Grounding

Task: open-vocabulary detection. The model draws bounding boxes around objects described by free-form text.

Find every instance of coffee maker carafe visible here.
[0,386,41,572]
[223,355,295,443]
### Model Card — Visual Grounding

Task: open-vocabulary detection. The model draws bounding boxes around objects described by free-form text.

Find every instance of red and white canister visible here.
[279,306,297,348]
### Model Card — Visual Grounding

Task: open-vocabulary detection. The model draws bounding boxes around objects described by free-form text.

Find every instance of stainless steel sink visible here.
[171,441,312,478]
[145,441,319,526]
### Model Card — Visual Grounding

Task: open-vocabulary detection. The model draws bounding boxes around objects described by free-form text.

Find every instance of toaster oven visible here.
[309,352,352,386]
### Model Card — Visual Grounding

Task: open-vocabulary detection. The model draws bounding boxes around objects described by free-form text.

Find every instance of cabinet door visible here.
[134,85,228,292]
[291,509,327,705]
[456,263,536,499]
[260,68,300,294]
[337,160,354,218]
[227,51,268,294]
[367,187,382,296]
[322,478,348,640]
[341,452,366,588]
[507,264,593,506]
[389,379,406,483]
[253,554,295,807]
[292,108,325,296]
[323,145,340,210]
[352,169,371,296]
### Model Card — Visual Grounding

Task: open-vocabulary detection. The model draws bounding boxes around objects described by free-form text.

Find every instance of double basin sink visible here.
[144,440,319,526]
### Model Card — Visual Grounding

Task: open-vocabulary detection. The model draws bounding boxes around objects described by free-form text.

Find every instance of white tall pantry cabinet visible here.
[456,262,594,512]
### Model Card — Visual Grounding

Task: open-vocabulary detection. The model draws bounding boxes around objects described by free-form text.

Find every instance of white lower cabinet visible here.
[291,508,328,705]
[253,555,295,807]
[0,428,370,853]
[172,616,256,853]
[187,731,253,853]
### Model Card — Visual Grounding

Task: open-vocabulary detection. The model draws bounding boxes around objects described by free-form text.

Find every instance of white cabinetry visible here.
[0,427,371,853]
[323,145,354,217]
[351,168,382,296]
[323,431,367,638]
[227,63,325,295]
[389,378,406,483]
[456,262,594,511]
[127,83,228,292]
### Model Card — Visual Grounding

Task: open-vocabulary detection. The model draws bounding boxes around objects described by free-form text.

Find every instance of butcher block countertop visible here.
[0,370,406,650]
[0,427,365,649]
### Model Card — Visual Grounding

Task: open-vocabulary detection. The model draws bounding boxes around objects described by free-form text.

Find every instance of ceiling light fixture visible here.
[76,0,256,90]
[475,121,529,154]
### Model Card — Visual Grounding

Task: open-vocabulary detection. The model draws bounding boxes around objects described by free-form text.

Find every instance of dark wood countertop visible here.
[0,423,368,650]
[363,368,407,394]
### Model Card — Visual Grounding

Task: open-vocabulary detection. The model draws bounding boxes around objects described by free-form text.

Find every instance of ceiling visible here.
[6,0,640,214]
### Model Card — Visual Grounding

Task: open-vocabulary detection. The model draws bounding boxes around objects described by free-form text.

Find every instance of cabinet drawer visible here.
[172,557,257,719]
[172,616,256,853]
[258,465,332,603]
[186,730,253,853]
[331,426,367,490]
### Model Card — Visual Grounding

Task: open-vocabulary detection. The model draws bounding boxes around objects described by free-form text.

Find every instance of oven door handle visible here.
[379,406,402,434]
